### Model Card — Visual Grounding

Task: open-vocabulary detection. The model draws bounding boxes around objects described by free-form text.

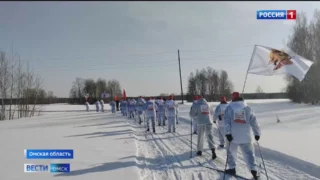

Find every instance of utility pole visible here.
[178,49,184,104]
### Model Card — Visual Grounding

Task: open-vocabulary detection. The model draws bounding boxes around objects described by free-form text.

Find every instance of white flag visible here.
[248,45,314,81]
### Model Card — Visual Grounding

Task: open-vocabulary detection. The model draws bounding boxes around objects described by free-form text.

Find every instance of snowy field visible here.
[0,99,319,180]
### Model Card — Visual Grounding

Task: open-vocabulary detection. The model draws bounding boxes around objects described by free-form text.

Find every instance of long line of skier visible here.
[106,92,261,180]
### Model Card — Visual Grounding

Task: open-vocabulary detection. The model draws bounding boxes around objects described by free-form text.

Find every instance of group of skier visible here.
[189,92,261,180]
[85,99,105,112]
[108,95,179,133]
[90,92,261,179]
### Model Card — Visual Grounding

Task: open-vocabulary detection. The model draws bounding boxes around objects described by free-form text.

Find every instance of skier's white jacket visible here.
[100,100,104,106]
[165,100,178,117]
[189,100,198,118]
[120,100,128,111]
[224,98,261,144]
[144,100,158,117]
[157,99,166,113]
[190,98,212,125]
[109,101,116,108]
[95,101,100,107]
[128,100,135,112]
[136,98,146,112]
[214,102,228,128]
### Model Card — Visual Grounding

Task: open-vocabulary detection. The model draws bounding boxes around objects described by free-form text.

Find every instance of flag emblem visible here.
[269,49,293,70]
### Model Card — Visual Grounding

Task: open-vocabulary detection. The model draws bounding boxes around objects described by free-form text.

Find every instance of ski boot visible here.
[225,168,236,175]
[147,128,150,132]
[211,148,217,160]
[251,170,260,180]
[193,131,197,135]
[196,151,202,156]
[153,128,156,133]
[219,144,224,148]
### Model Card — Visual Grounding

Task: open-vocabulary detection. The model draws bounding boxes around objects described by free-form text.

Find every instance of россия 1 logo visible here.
[257,10,296,20]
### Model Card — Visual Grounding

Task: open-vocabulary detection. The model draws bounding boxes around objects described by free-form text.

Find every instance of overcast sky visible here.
[0,2,318,97]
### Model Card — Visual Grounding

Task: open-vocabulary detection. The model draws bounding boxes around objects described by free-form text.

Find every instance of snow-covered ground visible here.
[0,99,319,180]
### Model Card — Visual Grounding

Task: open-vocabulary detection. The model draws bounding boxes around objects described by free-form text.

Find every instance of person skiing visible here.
[190,96,217,159]
[109,100,116,113]
[165,95,178,133]
[224,92,261,180]
[121,98,128,116]
[144,97,158,133]
[136,96,146,124]
[131,98,137,119]
[115,96,120,111]
[128,99,135,119]
[100,99,105,112]
[213,96,229,148]
[95,99,100,112]
[163,97,168,122]
[173,98,179,125]
[156,97,166,126]
[189,95,199,134]
[85,101,90,112]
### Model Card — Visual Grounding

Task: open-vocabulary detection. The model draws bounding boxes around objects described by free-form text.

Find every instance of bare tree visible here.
[286,10,320,104]
[30,76,44,117]
[96,78,107,99]
[0,52,9,120]
[255,86,264,93]
[187,67,234,101]
[9,54,17,120]
[218,70,233,96]
[106,79,122,98]
[206,67,219,99]
[159,93,169,97]
[69,77,85,104]
[187,72,197,96]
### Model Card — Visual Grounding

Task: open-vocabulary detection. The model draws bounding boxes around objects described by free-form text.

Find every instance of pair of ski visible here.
[197,161,259,180]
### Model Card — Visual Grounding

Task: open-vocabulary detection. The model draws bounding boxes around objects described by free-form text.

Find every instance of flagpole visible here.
[242,45,257,94]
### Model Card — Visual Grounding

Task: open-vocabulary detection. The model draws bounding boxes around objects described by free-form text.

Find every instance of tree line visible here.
[0,51,56,120]
[285,9,320,104]
[186,66,234,101]
[69,77,122,104]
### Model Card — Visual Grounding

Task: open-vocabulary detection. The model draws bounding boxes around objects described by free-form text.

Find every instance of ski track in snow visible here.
[118,107,320,180]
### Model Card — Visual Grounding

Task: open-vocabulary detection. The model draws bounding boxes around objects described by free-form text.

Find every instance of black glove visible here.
[213,121,216,124]
[255,135,260,141]
[218,115,222,121]
[226,134,233,142]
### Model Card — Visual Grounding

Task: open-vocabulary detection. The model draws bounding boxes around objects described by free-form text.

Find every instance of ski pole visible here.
[223,142,231,180]
[214,122,224,143]
[257,141,269,180]
[190,118,193,158]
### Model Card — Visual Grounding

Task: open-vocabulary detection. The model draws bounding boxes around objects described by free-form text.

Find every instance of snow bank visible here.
[0,110,139,180]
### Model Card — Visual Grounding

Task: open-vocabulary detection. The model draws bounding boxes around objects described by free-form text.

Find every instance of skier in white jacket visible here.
[190,96,216,159]
[85,101,90,112]
[144,97,158,133]
[189,95,199,134]
[156,98,166,126]
[100,99,104,112]
[224,92,261,180]
[95,100,100,112]
[109,100,116,113]
[136,96,146,124]
[165,95,178,133]
[213,96,228,148]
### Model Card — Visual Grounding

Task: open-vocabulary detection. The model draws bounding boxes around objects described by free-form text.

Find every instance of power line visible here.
[34,55,249,73]
[179,45,254,53]
[34,54,250,72]
[25,45,254,65]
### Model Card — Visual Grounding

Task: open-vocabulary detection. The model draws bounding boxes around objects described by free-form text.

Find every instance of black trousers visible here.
[116,101,120,111]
